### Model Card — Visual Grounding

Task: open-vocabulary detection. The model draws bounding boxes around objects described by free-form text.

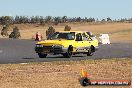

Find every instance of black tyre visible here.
[87,47,93,56]
[38,53,47,58]
[80,77,91,86]
[63,47,72,58]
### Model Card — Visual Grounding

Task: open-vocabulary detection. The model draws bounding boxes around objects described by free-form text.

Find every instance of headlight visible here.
[52,44,63,48]
[36,44,43,47]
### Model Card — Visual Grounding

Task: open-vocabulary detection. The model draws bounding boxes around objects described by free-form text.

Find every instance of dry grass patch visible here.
[0,58,131,88]
[1,23,132,40]
[110,29,132,43]
[1,23,132,43]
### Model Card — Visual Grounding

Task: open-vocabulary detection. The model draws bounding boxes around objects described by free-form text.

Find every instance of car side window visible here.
[76,33,82,41]
[82,33,88,41]
[82,33,92,41]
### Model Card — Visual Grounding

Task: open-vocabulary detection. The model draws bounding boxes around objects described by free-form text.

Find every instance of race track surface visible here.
[0,39,132,64]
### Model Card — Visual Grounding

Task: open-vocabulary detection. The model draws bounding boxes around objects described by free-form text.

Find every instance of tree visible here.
[107,17,112,22]
[84,17,88,22]
[35,16,40,23]
[54,17,62,23]
[0,16,13,25]
[45,16,52,23]
[62,16,67,23]
[87,18,95,22]
[76,17,81,22]
[31,16,36,23]
[14,16,20,24]
[101,19,106,22]
[40,16,45,25]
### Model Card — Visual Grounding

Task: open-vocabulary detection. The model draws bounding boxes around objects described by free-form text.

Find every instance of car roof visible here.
[58,31,85,33]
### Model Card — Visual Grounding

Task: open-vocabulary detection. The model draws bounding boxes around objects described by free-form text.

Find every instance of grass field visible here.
[0,23,132,42]
[0,58,131,88]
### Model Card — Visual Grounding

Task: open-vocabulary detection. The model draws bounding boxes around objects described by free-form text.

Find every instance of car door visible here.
[82,33,93,49]
[75,33,84,52]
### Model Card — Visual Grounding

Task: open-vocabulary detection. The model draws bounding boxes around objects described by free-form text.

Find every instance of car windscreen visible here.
[48,32,75,40]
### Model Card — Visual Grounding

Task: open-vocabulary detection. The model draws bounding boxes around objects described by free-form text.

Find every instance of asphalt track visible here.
[0,39,132,64]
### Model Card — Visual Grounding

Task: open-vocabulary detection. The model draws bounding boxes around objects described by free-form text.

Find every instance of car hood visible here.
[36,39,74,46]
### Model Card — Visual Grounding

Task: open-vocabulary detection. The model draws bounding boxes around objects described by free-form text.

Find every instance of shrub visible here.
[46,26,55,39]
[1,25,8,37]
[9,26,21,39]
[64,25,71,31]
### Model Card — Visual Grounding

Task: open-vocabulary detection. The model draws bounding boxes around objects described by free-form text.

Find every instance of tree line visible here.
[0,16,132,25]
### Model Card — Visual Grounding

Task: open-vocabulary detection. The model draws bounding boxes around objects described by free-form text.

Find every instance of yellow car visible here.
[35,31,99,58]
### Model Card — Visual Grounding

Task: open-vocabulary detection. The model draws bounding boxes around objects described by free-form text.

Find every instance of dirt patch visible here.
[0,58,131,88]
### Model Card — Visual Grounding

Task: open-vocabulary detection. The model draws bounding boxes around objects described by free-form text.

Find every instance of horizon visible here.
[0,0,132,19]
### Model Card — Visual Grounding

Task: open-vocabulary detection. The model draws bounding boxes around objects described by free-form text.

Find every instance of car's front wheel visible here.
[38,53,47,58]
[63,48,72,58]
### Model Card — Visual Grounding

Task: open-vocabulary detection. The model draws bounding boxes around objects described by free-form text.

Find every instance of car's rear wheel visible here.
[38,53,47,58]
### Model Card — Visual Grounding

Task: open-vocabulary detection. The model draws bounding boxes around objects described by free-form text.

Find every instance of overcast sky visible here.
[0,0,132,19]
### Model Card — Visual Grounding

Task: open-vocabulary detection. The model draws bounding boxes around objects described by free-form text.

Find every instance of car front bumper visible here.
[35,46,68,54]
